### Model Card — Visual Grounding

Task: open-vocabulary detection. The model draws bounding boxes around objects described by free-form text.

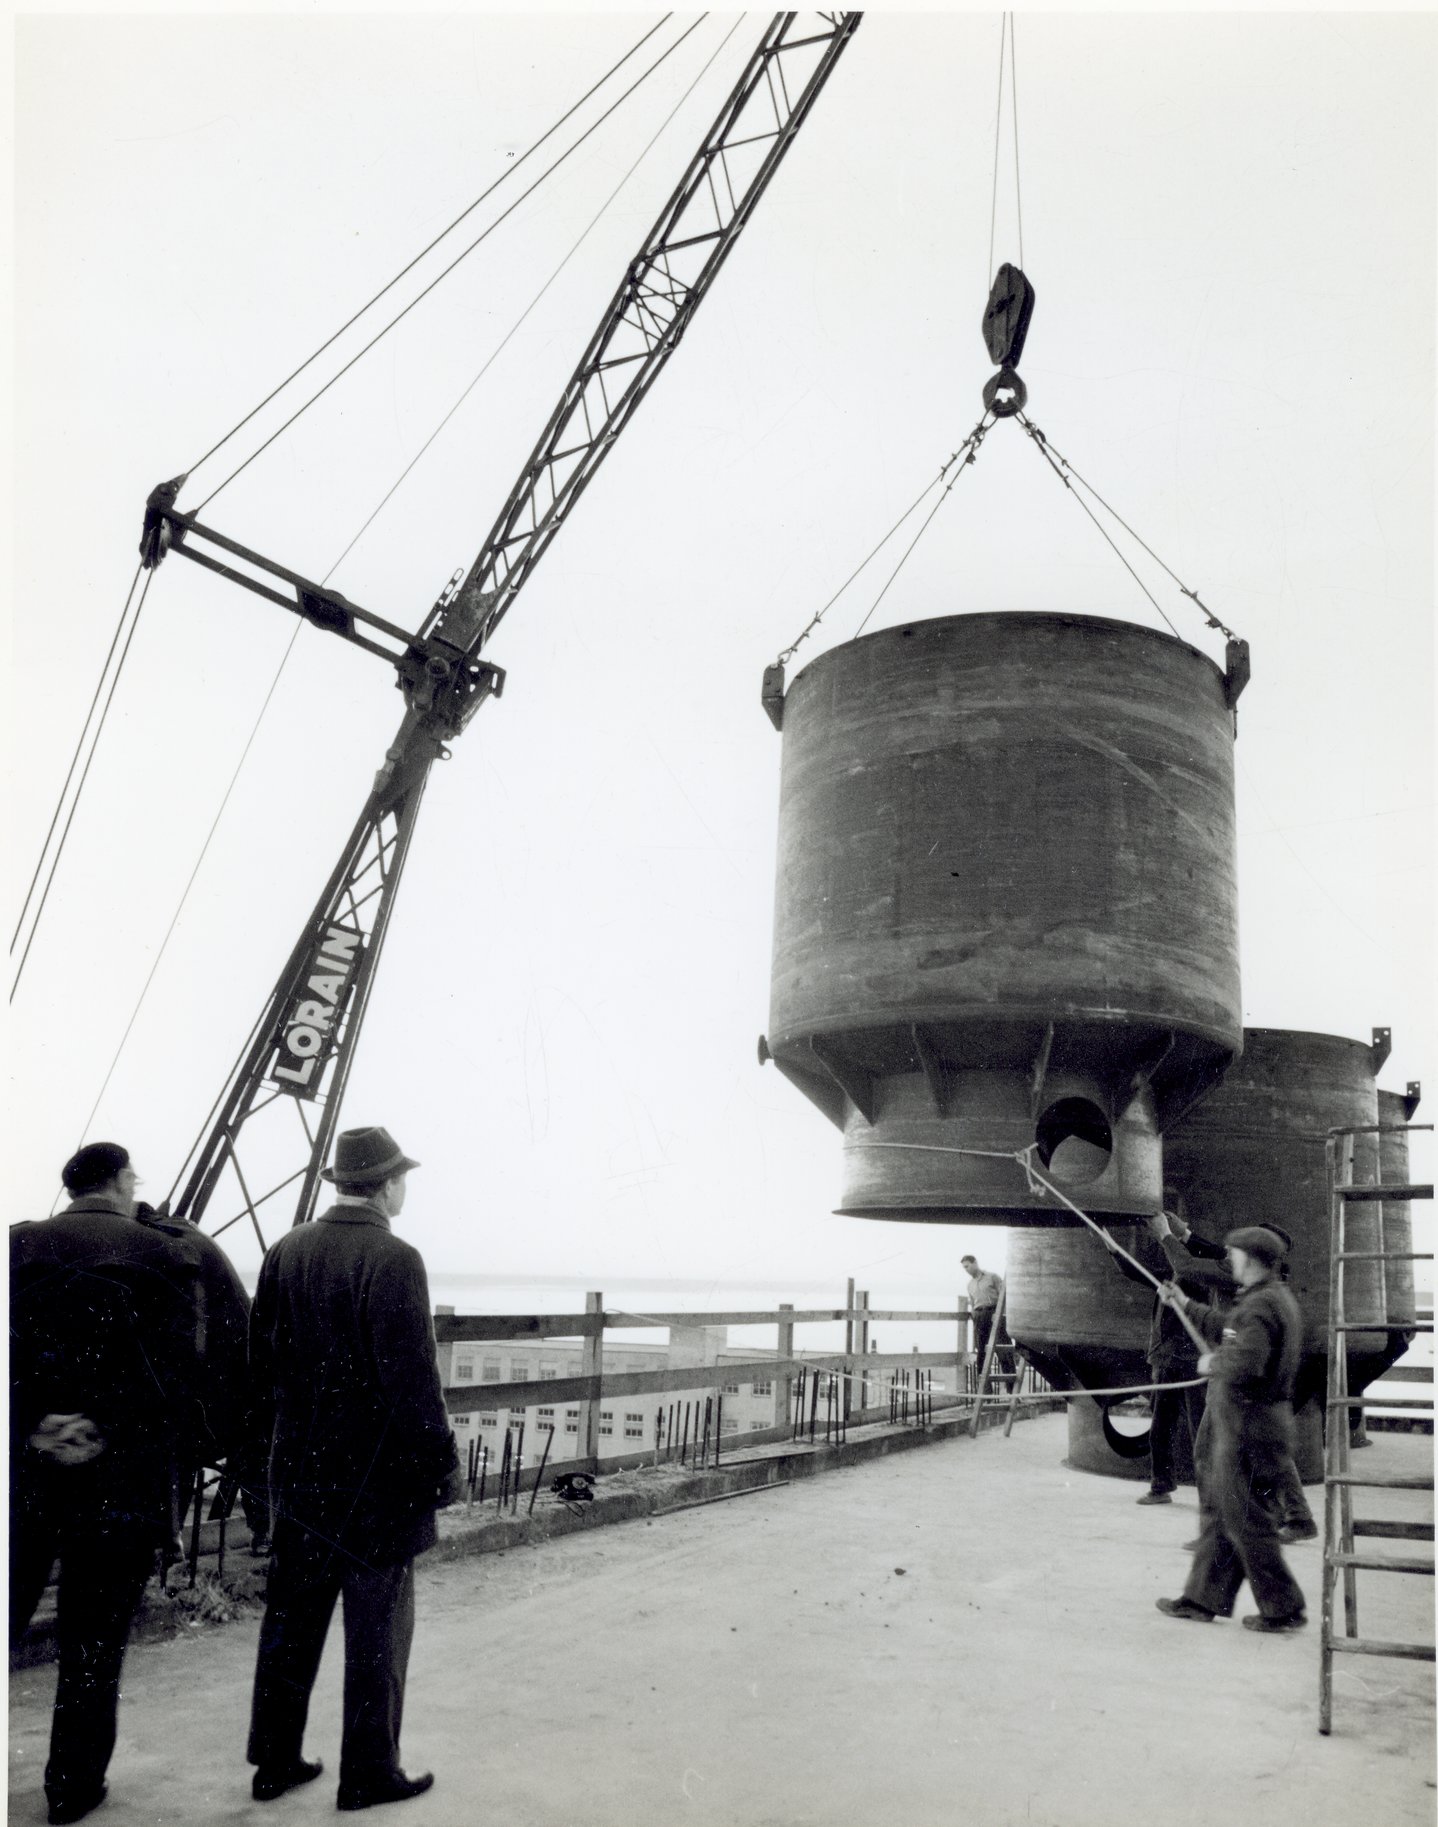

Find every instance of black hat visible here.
[321,1126,420,1187]
[1224,1224,1290,1267]
[62,1141,131,1195]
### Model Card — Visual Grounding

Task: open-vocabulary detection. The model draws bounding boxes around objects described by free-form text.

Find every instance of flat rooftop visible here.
[9,1414,1434,1827]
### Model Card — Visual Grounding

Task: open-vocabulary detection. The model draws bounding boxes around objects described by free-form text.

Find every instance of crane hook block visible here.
[139,473,189,569]
[982,263,1035,368]
[762,662,786,731]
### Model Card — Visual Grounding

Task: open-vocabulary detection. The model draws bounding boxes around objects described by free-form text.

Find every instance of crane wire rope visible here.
[10,566,157,1003]
[194,13,714,516]
[183,14,677,488]
[67,18,750,1151]
[986,13,1024,286]
[851,417,994,640]
[773,416,993,667]
[11,559,146,957]
[1017,413,1237,641]
[325,13,749,589]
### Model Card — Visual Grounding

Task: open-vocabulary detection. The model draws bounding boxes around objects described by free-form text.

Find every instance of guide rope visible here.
[987,13,1024,286]
[184,14,678,489]
[194,14,712,514]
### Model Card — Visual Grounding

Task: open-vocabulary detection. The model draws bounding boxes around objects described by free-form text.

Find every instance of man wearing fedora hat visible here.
[246,1127,459,1811]
[1155,1223,1308,1633]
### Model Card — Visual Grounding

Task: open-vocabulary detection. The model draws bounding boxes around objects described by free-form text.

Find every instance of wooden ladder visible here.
[1318,1121,1434,1735]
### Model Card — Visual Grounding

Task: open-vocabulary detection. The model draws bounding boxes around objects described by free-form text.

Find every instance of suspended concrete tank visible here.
[762,612,1248,1223]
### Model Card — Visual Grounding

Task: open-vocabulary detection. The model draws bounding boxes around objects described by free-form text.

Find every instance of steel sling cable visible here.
[183,14,677,489]
[986,14,1024,285]
[11,559,145,956]
[324,13,749,588]
[1018,414,1237,640]
[194,13,714,515]
[11,566,158,1002]
[1016,412,1183,639]
[852,415,996,639]
[775,418,994,668]
[73,19,754,1152]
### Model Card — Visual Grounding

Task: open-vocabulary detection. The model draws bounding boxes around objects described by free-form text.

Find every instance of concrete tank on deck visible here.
[1013,1027,1409,1483]
[763,612,1247,1223]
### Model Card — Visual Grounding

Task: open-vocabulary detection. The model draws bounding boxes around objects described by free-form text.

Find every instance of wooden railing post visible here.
[856,1291,870,1409]
[843,1278,855,1422]
[577,1291,603,1473]
[958,1296,971,1400]
[777,1303,795,1431]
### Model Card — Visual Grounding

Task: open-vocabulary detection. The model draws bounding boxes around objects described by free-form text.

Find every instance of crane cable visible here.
[183,14,677,492]
[194,13,714,515]
[10,565,157,1002]
[62,18,752,1148]
[325,13,750,588]
[773,415,994,667]
[987,13,1023,286]
[1017,413,1239,642]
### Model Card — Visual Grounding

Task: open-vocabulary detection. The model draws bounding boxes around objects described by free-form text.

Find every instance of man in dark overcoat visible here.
[246,1127,459,1812]
[1155,1224,1308,1631]
[10,1142,203,1825]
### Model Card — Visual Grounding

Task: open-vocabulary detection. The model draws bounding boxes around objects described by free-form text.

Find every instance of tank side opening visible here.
[1035,1096,1114,1184]
[1101,1400,1153,1460]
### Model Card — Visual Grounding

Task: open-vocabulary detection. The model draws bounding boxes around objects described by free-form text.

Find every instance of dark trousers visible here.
[1147,1376,1206,1494]
[248,1522,416,1786]
[1183,1399,1306,1620]
[10,1477,156,1809]
[973,1308,1003,1380]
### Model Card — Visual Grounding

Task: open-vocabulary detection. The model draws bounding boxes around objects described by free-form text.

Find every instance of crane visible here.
[136,12,860,1250]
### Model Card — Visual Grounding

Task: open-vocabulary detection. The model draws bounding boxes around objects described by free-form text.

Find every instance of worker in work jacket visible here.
[1100,1211,1232,1505]
[1156,1224,1307,1631]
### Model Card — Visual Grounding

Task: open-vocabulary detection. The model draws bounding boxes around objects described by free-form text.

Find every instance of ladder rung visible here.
[1333,1250,1434,1261]
[1335,1183,1433,1203]
[1325,1636,1436,1662]
[1378,1366,1434,1383]
[1326,1472,1434,1490]
[1327,1552,1434,1574]
[1327,1395,1434,1409]
[1353,1520,1435,1541]
[1330,1322,1434,1333]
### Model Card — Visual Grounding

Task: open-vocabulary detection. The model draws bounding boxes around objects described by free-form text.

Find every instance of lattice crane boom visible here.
[146,11,859,1244]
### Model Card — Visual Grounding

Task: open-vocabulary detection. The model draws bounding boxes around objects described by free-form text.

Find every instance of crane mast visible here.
[145,12,860,1247]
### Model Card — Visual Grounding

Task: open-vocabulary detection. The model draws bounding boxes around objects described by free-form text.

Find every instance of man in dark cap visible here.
[246,1126,459,1812]
[11,1142,203,1824]
[1155,1223,1308,1631]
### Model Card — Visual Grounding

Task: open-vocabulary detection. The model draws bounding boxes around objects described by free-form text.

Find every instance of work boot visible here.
[336,1771,435,1812]
[252,1758,323,1802]
[1155,1596,1215,1622]
[1242,1610,1307,1632]
[1136,1490,1173,1505]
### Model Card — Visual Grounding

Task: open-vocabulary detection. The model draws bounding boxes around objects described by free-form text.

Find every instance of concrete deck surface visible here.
[9,1414,1434,1827]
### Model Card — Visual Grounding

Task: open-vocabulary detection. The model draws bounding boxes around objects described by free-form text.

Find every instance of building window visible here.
[624,1412,645,1438]
[722,1381,741,1395]
[565,1416,579,1434]
[752,1379,772,1397]
[536,1406,555,1431]
[480,1414,497,1429]
[750,1420,767,1431]
[721,1417,739,1435]
[481,1360,502,1383]
[453,1414,472,1429]
[456,1363,474,1381]
[599,1411,614,1437]
[539,1363,558,1381]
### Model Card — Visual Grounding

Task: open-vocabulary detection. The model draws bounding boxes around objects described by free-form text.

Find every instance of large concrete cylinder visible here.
[764,612,1245,1223]
[1377,1087,1420,1329]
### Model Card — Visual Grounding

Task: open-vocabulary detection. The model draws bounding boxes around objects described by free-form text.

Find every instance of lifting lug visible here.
[982,367,1027,418]
[762,662,785,731]
[139,473,189,569]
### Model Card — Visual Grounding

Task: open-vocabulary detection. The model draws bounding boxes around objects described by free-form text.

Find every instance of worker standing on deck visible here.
[1155,1225,1308,1632]
[246,1127,459,1811]
[1098,1207,1232,1506]
[10,1143,203,1825]
[961,1254,1005,1376]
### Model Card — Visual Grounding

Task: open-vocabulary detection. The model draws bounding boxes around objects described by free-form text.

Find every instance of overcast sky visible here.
[8,9,1434,1295]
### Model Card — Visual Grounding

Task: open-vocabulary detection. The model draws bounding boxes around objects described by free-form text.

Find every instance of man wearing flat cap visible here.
[1156,1223,1308,1632]
[246,1127,458,1811]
